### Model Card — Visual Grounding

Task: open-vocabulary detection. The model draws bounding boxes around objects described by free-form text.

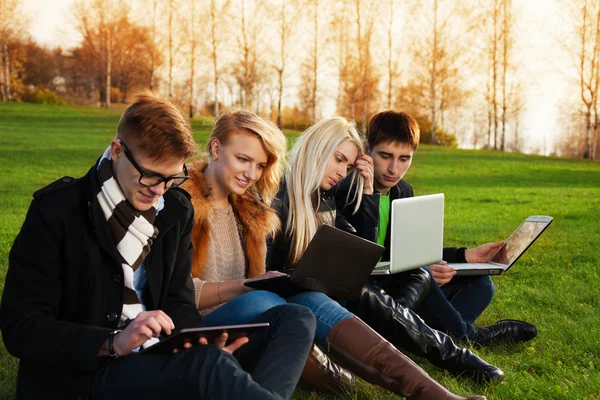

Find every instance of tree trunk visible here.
[0,42,6,102]
[311,0,319,123]
[168,0,173,99]
[149,0,157,90]
[3,42,11,101]
[189,1,196,119]
[106,35,111,109]
[584,109,592,159]
[276,2,285,127]
[430,0,438,144]
[211,0,219,116]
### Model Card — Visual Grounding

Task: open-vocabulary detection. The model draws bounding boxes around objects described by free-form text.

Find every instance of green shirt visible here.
[378,193,391,247]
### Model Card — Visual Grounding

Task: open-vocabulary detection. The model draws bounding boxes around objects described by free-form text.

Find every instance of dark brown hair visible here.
[368,110,420,150]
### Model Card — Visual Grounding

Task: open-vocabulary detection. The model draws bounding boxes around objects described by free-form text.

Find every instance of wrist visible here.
[462,247,471,263]
[108,330,122,358]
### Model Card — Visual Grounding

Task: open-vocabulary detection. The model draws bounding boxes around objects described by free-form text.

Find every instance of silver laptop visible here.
[448,215,553,276]
[372,193,444,275]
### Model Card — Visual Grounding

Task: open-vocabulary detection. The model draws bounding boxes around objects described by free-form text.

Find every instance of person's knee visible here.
[480,276,496,302]
[268,303,317,333]
[286,291,330,309]
[247,290,287,308]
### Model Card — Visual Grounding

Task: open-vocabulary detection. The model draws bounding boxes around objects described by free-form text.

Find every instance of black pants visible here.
[92,304,316,400]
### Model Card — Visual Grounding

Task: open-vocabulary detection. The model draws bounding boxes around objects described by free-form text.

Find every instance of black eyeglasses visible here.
[117,139,189,189]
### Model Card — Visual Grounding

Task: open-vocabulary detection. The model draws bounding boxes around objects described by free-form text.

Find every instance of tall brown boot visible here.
[299,344,356,394]
[326,317,486,400]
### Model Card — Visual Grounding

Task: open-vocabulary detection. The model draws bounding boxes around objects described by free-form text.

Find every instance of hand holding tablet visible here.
[140,323,270,355]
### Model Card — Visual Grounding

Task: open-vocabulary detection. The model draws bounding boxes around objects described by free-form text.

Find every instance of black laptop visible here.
[245,224,384,300]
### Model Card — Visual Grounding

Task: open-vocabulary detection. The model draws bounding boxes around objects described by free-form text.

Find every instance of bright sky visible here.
[23,0,571,154]
[23,0,80,50]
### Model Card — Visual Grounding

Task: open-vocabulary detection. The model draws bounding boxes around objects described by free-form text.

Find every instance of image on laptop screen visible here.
[489,220,551,266]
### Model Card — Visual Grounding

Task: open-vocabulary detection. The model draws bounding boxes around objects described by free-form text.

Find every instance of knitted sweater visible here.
[192,205,246,314]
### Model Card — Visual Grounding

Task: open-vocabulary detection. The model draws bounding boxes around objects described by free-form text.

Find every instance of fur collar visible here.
[183,161,280,279]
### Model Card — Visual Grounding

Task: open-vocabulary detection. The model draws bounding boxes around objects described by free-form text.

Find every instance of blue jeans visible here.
[286,291,353,344]
[93,305,316,400]
[441,275,495,323]
[202,291,287,327]
[203,290,353,345]
[415,267,478,340]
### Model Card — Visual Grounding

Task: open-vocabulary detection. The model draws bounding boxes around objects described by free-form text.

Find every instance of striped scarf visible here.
[96,156,159,330]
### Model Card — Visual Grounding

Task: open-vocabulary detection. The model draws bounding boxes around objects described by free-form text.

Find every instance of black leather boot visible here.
[371,267,431,310]
[348,282,504,384]
[473,319,537,346]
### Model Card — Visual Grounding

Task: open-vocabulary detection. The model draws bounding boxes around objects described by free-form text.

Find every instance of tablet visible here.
[140,323,270,354]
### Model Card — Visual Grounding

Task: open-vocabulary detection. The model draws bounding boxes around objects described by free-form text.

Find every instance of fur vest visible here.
[183,161,280,279]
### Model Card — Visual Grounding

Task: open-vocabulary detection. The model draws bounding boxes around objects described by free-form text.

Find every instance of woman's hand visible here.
[355,154,374,195]
[246,270,288,282]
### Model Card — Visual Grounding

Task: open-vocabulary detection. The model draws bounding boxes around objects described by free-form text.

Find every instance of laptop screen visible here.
[489,218,552,266]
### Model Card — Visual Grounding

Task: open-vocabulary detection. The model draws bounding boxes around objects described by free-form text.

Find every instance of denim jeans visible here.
[441,275,495,323]
[286,291,354,344]
[415,267,479,340]
[203,290,353,345]
[93,304,316,400]
[202,290,287,327]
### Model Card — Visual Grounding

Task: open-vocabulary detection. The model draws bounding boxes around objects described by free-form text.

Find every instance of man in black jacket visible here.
[337,110,537,348]
[0,93,315,400]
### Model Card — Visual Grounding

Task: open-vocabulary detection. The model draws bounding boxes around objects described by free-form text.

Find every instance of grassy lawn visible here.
[1,102,599,399]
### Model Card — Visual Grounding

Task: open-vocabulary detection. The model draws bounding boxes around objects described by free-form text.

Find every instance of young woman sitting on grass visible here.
[182,109,354,393]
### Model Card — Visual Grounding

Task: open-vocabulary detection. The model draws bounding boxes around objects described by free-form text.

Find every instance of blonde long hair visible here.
[207,108,287,205]
[285,116,364,265]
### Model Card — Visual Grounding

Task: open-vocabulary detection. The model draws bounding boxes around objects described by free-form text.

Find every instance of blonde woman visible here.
[266,116,485,399]
[182,109,354,393]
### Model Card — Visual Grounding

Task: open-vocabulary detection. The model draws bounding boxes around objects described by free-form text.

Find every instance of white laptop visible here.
[372,193,444,275]
[447,215,553,276]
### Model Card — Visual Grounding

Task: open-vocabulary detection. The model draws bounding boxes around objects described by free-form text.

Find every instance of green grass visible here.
[1,103,600,399]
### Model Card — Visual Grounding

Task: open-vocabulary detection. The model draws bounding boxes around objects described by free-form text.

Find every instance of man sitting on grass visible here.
[337,110,537,347]
[0,92,315,400]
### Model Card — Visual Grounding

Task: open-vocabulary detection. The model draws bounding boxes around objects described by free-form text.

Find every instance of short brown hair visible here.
[368,111,420,150]
[116,91,198,162]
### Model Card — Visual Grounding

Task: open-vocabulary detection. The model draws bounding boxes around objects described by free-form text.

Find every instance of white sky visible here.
[23,0,80,49]
[23,0,572,154]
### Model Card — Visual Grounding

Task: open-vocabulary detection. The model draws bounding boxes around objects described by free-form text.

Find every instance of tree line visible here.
[1,0,598,159]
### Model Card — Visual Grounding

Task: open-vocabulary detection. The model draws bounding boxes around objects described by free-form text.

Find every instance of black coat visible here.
[0,165,202,400]
[266,180,379,271]
[334,177,467,263]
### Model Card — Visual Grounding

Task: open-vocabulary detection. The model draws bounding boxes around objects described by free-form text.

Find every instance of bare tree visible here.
[231,0,266,109]
[334,0,380,129]
[72,0,129,107]
[187,0,199,117]
[308,0,320,123]
[0,0,28,102]
[386,0,399,109]
[166,0,177,98]
[577,0,600,159]
[149,0,160,90]
[411,0,468,143]
[208,0,229,116]
[500,0,514,151]
[272,0,296,126]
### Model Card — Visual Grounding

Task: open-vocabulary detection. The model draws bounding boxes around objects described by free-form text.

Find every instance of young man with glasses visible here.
[0,92,316,400]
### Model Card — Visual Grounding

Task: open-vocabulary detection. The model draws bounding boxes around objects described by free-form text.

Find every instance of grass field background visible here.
[1,103,599,399]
